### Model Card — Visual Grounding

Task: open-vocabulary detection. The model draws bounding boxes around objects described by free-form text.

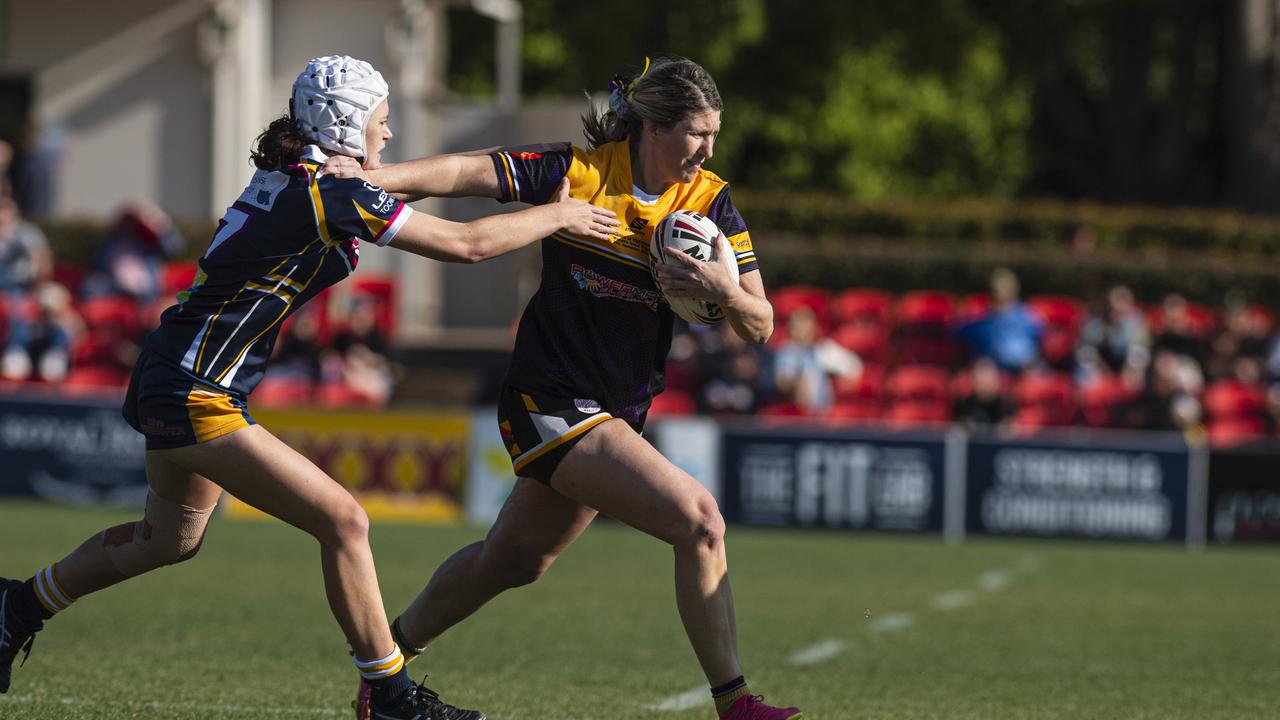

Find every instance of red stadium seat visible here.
[315,383,383,409]
[1027,295,1084,333]
[63,365,129,389]
[830,322,890,363]
[1207,416,1265,447]
[770,285,830,327]
[833,364,883,403]
[956,292,991,321]
[885,365,950,403]
[352,274,397,342]
[164,261,200,296]
[883,399,951,427]
[51,264,85,295]
[1203,380,1266,420]
[78,296,140,339]
[649,388,696,416]
[829,288,893,327]
[826,399,881,423]
[896,290,955,326]
[253,377,314,408]
[1013,372,1076,426]
[1077,375,1139,428]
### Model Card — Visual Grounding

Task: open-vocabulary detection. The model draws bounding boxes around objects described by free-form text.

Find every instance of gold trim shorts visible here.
[496,384,621,483]
[122,350,255,451]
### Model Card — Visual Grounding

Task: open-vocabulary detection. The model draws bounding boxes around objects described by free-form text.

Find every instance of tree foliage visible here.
[446,0,1280,210]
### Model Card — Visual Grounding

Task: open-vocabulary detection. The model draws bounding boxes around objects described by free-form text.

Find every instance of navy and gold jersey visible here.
[491,140,759,425]
[144,145,413,397]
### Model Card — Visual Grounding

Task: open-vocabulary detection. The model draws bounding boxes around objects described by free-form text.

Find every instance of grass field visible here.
[1,500,1278,720]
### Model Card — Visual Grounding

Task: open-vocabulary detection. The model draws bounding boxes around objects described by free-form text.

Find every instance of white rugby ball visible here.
[649,209,739,324]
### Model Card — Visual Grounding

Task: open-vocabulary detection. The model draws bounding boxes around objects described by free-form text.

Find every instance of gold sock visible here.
[712,678,750,715]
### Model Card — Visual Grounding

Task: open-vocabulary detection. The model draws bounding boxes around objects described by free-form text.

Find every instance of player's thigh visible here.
[155,424,361,539]
[484,477,596,562]
[549,419,718,546]
[145,450,222,510]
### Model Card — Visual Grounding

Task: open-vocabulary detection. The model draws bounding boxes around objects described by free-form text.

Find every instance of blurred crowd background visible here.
[5,0,1280,445]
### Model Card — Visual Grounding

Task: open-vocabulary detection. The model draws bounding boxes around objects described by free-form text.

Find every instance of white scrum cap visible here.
[291,55,389,159]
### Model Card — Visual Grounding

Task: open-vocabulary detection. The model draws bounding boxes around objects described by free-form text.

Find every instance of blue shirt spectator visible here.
[955,268,1043,373]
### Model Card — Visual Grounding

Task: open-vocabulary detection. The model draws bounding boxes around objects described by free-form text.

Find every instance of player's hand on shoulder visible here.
[319,155,368,181]
[551,177,621,241]
[656,232,738,302]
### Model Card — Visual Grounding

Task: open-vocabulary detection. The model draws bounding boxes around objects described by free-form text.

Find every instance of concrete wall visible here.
[0,0,581,337]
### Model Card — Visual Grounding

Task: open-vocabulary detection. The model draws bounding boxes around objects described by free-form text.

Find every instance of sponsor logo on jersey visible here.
[574,398,602,414]
[512,151,543,160]
[570,263,662,311]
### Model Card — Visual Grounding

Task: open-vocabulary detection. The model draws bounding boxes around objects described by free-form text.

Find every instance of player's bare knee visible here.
[683,493,725,552]
[103,491,214,576]
[324,497,370,548]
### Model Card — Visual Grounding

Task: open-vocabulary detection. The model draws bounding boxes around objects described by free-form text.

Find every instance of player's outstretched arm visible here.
[654,233,774,344]
[389,178,618,263]
[323,151,499,201]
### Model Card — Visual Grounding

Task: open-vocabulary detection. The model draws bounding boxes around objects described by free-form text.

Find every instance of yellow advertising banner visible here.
[222,409,471,524]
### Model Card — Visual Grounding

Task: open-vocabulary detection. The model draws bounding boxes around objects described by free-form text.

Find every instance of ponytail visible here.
[250,114,308,170]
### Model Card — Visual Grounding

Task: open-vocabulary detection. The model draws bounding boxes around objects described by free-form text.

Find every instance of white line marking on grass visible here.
[0,693,348,716]
[977,569,1012,592]
[930,589,975,611]
[867,612,914,633]
[648,685,711,711]
[786,638,849,666]
[1014,555,1041,574]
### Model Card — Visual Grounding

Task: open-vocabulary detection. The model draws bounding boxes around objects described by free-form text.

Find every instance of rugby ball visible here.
[649,210,739,324]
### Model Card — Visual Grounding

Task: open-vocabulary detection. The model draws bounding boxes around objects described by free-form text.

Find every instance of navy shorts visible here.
[122,350,256,451]
[496,384,628,483]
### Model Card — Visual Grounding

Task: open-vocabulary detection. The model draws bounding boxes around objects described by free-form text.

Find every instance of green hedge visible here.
[735,191,1280,257]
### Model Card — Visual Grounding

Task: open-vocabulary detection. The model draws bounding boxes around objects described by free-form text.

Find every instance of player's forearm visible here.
[369,154,500,199]
[460,205,563,262]
[721,289,774,344]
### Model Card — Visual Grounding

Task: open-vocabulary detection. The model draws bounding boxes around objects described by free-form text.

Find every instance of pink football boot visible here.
[719,694,804,719]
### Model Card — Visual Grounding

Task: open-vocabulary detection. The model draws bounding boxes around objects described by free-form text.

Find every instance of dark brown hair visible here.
[582,57,723,151]
[250,115,308,170]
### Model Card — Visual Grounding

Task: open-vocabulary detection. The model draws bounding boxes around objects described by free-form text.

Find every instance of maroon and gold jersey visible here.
[490,139,759,425]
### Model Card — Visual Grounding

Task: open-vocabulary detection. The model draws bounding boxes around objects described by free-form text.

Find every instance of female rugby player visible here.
[0,55,617,720]
[331,57,801,720]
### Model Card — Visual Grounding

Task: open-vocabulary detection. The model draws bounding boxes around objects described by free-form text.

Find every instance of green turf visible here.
[1,499,1277,719]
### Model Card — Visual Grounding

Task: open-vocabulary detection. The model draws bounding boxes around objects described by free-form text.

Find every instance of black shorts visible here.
[122,350,256,451]
[496,384,624,483]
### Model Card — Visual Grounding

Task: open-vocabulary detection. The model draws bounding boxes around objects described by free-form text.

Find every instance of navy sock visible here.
[369,666,415,707]
[10,579,53,626]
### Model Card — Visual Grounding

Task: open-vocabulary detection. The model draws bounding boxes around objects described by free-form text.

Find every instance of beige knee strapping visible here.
[102,490,215,576]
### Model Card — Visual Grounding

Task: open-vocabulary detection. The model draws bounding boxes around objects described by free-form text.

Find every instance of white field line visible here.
[866,611,915,633]
[930,589,975,611]
[647,685,711,711]
[650,558,1043,712]
[786,638,849,666]
[976,569,1012,592]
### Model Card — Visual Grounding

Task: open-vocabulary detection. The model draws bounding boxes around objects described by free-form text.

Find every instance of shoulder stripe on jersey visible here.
[303,163,334,246]
[552,233,649,271]
[216,254,329,386]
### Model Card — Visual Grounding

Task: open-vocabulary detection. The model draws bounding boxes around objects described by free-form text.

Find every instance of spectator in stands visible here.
[952,357,1014,431]
[1152,293,1209,369]
[7,122,58,217]
[1209,297,1270,379]
[0,195,52,293]
[773,305,861,414]
[81,202,184,302]
[0,140,13,199]
[1079,284,1150,375]
[954,267,1043,374]
[270,304,330,387]
[1129,348,1204,431]
[332,293,394,405]
[697,321,773,415]
[1,282,81,382]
